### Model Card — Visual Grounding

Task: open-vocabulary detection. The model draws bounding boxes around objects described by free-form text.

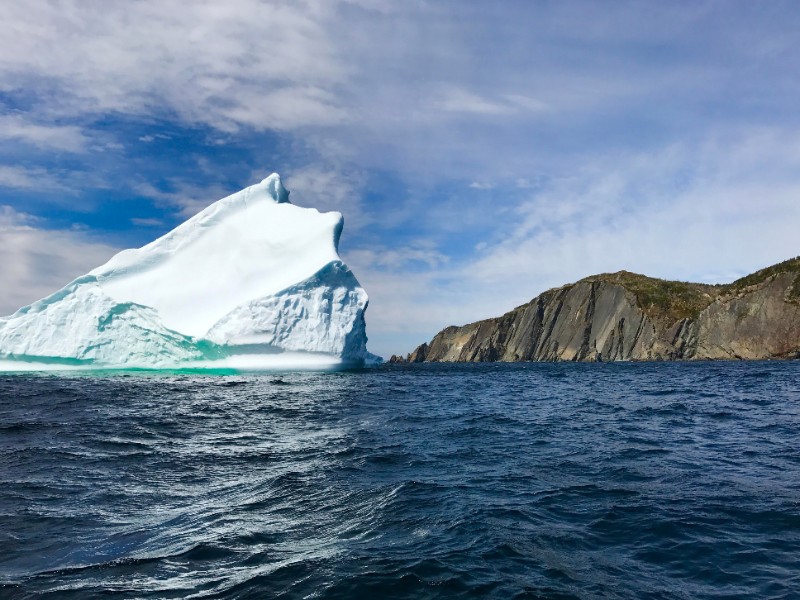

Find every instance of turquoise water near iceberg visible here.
[1,362,799,598]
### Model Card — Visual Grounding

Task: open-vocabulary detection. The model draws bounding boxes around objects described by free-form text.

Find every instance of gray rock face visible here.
[408,259,800,362]
[692,273,800,359]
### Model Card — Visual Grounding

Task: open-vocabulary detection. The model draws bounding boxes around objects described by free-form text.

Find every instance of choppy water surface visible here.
[1,362,799,599]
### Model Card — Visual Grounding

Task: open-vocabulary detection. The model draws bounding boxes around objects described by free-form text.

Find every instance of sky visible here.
[1,0,800,358]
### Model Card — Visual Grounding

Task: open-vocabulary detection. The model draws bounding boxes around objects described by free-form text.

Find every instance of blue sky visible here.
[2,1,800,358]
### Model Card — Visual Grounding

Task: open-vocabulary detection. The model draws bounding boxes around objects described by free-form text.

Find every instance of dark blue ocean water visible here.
[1,362,799,599]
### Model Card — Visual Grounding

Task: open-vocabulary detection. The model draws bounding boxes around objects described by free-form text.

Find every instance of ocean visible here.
[1,362,799,599]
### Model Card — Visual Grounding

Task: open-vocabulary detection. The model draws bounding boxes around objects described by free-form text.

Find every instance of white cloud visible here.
[502,94,549,112]
[435,88,515,115]
[0,1,353,132]
[135,180,236,218]
[0,206,118,315]
[130,217,164,227]
[346,239,448,271]
[434,87,548,116]
[284,165,370,230]
[215,85,349,131]
[0,166,60,190]
[0,114,88,152]
[0,205,35,227]
[138,133,171,143]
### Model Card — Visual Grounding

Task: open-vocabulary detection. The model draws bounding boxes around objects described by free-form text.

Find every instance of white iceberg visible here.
[0,173,379,371]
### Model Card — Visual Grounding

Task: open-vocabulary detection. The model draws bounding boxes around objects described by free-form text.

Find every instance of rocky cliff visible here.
[398,257,800,363]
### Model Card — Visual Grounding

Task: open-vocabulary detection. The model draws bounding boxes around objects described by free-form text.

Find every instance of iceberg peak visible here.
[260,172,290,204]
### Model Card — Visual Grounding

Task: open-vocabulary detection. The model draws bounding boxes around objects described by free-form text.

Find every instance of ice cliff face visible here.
[0,174,379,370]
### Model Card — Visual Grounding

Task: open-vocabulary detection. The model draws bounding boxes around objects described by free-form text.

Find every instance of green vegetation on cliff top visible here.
[581,271,719,323]
[583,256,800,323]
[727,256,800,295]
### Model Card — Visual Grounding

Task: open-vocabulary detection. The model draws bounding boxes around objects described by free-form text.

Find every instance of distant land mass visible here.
[394,257,800,363]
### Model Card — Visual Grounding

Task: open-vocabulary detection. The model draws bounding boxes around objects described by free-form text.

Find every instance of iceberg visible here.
[0,174,379,371]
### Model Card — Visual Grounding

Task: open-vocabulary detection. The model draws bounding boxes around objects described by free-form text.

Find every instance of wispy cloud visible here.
[0,206,119,315]
[134,180,237,218]
[0,164,113,203]
[0,1,352,131]
[0,165,60,190]
[130,217,164,227]
[347,239,449,271]
[434,87,548,116]
[284,165,370,230]
[468,181,494,190]
[434,88,514,116]
[0,114,88,152]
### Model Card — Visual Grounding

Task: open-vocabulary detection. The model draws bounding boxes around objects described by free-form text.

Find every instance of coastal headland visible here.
[395,257,800,363]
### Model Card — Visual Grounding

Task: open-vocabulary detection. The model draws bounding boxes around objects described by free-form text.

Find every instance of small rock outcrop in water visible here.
[407,257,800,362]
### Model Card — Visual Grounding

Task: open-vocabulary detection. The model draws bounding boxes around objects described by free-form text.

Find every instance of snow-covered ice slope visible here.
[0,174,379,370]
